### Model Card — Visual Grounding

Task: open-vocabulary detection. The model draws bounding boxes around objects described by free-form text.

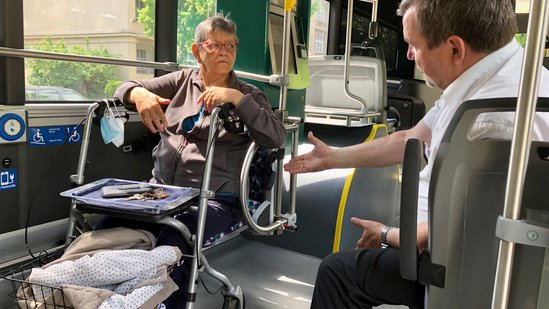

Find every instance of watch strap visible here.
[380,226,396,248]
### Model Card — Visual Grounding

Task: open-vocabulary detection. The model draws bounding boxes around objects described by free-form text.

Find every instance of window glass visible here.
[60,89,89,101]
[176,0,216,65]
[315,35,325,53]
[349,15,398,71]
[137,48,154,74]
[308,0,330,56]
[514,1,549,60]
[515,0,530,13]
[37,89,60,101]
[23,0,156,101]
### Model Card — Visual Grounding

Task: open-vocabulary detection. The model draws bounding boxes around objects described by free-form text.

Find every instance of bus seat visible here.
[304,55,387,127]
[400,97,549,308]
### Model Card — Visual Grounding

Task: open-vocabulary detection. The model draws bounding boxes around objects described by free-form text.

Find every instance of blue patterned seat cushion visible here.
[203,199,262,248]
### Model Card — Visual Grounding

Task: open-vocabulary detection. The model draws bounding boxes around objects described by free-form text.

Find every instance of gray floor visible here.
[195,237,320,309]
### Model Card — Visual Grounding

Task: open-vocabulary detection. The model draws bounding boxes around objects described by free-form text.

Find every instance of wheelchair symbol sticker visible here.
[28,125,82,146]
[31,128,46,145]
[0,169,16,190]
[67,125,82,143]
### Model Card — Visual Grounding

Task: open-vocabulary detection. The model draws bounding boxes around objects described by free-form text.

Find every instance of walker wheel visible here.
[222,294,244,309]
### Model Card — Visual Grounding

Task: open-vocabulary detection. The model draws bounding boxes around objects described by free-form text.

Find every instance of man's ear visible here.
[447,35,467,65]
[191,44,202,64]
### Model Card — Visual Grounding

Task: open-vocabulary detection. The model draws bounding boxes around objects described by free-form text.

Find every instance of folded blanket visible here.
[17,227,181,309]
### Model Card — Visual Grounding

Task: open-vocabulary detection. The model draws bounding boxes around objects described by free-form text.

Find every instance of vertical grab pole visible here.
[491,1,549,308]
[69,102,100,186]
[343,0,368,113]
[274,0,296,223]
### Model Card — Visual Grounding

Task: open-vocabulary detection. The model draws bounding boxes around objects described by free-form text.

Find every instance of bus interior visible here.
[0,0,548,308]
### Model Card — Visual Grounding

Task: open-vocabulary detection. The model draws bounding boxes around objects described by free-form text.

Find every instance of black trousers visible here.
[311,248,424,309]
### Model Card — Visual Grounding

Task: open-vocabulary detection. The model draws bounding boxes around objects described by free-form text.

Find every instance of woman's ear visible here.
[191,44,202,64]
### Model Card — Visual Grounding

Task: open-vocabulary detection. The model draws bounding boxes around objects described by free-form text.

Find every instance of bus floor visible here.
[196,236,319,308]
[196,237,407,309]
[0,236,407,308]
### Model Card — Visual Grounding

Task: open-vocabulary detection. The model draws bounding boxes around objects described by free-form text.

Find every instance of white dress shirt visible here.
[416,39,549,223]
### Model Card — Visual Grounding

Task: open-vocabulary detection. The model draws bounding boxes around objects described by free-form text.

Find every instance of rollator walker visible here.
[61,99,301,309]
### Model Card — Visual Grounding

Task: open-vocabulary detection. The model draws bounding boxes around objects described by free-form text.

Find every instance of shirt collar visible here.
[441,40,521,107]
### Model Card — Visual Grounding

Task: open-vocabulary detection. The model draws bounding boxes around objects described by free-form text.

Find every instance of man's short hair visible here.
[194,14,239,45]
[397,0,517,53]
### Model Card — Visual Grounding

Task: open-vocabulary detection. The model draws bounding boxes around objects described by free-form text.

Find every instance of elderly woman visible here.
[112,15,286,308]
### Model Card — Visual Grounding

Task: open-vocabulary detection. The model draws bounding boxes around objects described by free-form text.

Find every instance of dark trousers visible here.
[311,248,424,309]
[95,197,242,309]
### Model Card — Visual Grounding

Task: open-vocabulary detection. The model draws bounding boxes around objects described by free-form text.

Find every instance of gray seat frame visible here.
[400,97,549,308]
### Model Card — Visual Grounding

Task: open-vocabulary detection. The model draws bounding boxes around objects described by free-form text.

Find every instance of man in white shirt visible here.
[284,0,549,308]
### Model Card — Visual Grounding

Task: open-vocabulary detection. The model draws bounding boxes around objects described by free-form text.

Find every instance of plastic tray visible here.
[60,178,200,214]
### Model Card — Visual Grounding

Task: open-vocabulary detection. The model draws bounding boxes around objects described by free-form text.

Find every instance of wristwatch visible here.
[380,226,395,249]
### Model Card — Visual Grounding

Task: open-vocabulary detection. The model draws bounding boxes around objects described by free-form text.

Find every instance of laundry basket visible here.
[2,248,72,309]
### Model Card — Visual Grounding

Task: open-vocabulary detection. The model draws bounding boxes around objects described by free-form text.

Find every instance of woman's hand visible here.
[284,132,334,174]
[197,86,244,112]
[129,87,170,133]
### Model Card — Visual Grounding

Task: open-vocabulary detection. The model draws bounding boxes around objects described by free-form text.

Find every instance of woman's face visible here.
[194,30,238,77]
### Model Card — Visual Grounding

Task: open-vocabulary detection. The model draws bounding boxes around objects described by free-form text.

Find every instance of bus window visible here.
[176,0,215,66]
[348,15,398,71]
[514,0,549,68]
[308,0,330,56]
[22,0,157,101]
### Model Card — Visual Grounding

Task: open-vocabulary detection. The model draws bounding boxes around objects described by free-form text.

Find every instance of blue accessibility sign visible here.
[28,125,82,147]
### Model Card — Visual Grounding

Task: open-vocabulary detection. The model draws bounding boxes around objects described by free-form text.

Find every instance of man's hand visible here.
[283,132,334,174]
[351,217,386,248]
[129,87,170,133]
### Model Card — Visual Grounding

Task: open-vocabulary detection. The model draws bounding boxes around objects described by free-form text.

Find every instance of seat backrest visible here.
[421,98,549,308]
[306,55,386,114]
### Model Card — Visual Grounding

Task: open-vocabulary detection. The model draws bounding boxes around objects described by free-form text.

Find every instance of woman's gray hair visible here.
[397,0,517,53]
[194,15,239,44]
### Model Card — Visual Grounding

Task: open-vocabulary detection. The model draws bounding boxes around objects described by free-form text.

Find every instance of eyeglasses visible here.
[198,40,238,53]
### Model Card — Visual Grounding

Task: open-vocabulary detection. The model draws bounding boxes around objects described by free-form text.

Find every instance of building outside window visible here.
[308,0,330,56]
[137,49,153,74]
[315,34,325,54]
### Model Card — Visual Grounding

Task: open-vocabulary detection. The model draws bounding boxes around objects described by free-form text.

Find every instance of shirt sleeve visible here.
[422,99,441,130]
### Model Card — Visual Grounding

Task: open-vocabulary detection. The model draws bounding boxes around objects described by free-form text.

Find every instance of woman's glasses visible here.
[198,40,238,53]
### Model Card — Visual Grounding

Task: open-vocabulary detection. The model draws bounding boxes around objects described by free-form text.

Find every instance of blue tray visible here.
[60,178,200,214]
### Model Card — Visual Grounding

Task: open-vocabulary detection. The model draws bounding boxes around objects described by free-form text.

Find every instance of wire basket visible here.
[2,248,73,309]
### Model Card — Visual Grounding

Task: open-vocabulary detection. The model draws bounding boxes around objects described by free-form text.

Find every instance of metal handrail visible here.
[0,46,274,85]
[343,0,368,113]
[491,0,549,308]
[239,143,287,235]
[343,0,380,114]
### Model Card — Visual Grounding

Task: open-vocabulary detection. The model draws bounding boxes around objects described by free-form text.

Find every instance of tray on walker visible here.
[60,178,200,214]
